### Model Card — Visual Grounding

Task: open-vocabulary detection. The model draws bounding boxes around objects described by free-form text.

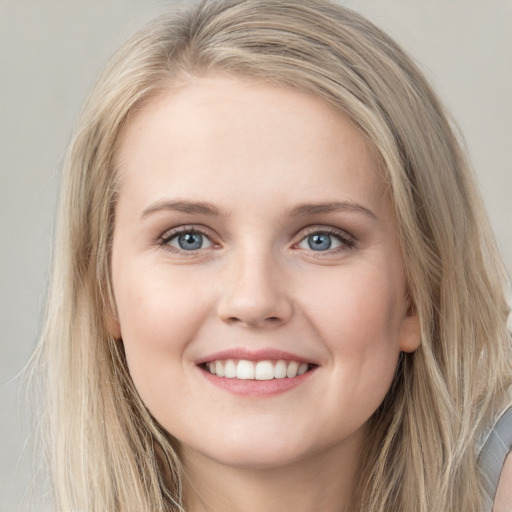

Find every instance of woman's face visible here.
[111,76,420,469]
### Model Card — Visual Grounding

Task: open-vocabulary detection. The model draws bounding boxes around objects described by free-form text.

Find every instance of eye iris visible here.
[178,232,203,250]
[308,233,332,251]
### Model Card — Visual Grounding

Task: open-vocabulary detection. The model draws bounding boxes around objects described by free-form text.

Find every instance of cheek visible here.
[277,262,404,440]
[301,262,406,351]
[113,263,211,393]
[116,261,204,333]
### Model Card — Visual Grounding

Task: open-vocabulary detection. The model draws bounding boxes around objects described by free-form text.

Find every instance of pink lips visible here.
[196,348,318,397]
[195,348,316,366]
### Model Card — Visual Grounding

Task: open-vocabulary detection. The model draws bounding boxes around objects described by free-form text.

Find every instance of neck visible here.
[180,430,364,512]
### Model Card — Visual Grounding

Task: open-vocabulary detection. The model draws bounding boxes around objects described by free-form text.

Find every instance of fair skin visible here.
[111,75,420,512]
[494,454,512,512]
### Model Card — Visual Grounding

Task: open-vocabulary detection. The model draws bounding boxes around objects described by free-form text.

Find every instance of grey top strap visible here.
[478,407,512,512]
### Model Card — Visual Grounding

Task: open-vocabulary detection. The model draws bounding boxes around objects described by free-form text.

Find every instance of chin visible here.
[178,431,313,471]
[208,444,308,470]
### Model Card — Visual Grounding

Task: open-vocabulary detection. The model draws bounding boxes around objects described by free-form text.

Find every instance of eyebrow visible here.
[141,200,221,219]
[140,199,377,221]
[290,201,378,220]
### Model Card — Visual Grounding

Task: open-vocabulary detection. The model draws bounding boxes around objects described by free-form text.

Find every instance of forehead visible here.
[114,75,391,220]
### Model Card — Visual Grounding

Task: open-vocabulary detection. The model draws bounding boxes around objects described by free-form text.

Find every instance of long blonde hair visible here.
[27,1,512,510]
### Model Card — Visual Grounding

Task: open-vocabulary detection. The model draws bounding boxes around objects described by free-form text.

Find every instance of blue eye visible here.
[307,233,332,251]
[297,230,352,252]
[166,231,212,251]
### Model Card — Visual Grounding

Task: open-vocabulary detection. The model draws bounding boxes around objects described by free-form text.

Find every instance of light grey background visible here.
[1,1,511,510]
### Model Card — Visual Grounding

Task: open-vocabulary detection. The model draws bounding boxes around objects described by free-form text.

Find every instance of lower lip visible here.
[198,366,316,397]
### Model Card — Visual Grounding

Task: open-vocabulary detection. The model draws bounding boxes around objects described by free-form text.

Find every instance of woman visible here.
[27,1,512,510]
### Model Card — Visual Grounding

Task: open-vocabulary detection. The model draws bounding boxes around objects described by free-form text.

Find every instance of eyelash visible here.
[157,225,356,255]
[158,226,215,255]
[298,226,356,253]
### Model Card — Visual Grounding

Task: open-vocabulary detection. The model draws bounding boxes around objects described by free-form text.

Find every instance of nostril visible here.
[217,291,294,327]
[227,315,281,324]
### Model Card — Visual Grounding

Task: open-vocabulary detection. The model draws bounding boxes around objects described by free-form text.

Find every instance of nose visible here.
[216,248,293,328]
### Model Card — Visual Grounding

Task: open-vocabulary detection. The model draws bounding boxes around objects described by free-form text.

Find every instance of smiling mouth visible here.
[200,359,316,380]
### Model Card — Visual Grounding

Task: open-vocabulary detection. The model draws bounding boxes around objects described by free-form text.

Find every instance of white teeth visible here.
[215,360,225,377]
[286,361,299,378]
[274,360,287,379]
[255,361,274,380]
[298,362,308,375]
[224,359,237,378]
[237,360,255,380]
[206,359,311,380]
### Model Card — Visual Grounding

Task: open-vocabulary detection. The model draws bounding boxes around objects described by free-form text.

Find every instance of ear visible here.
[105,284,122,339]
[106,296,121,340]
[107,314,122,340]
[398,310,421,353]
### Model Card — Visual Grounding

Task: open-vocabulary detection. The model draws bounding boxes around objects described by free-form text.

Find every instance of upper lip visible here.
[195,348,319,366]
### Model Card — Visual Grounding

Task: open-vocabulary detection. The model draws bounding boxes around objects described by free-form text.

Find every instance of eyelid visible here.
[156,223,356,255]
[158,225,219,253]
[293,225,356,251]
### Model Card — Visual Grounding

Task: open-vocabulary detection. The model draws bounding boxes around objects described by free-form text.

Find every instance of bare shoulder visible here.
[494,453,512,512]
